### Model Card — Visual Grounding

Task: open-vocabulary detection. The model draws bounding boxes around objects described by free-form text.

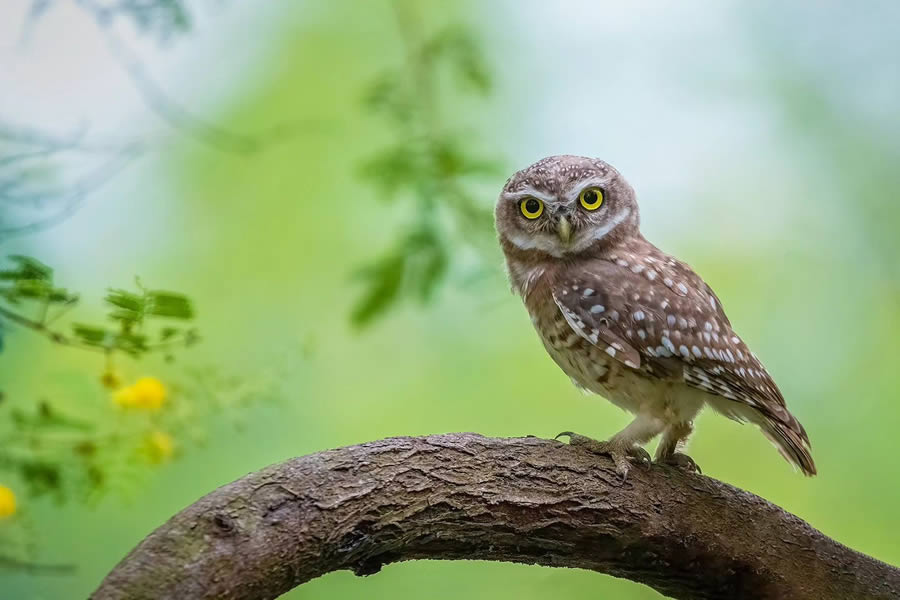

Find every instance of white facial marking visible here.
[566,207,633,253]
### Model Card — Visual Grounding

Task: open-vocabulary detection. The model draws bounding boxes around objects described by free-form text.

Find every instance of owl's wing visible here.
[552,258,793,419]
[550,280,642,369]
[553,256,814,473]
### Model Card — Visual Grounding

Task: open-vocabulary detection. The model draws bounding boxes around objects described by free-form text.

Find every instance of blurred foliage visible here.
[0,254,198,358]
[0,364,277,570]
[352,5,501,327]
[2,0,294,575]
[0,254,207,570]
[29,0,191,42]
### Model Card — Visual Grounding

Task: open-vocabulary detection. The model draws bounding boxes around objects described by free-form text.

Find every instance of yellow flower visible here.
[113,377,168,411]
[146,431,175,463]
[0,485,17,519]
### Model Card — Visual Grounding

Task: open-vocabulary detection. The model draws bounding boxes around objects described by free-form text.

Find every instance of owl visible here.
[495,155,815,478]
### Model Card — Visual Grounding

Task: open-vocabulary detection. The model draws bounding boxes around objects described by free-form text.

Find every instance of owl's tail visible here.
[758,416,817,476]
[707,398,816,476]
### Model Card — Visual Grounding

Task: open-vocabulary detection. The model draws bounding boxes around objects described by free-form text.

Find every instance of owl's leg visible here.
[655,422,701,474]
[557,414,664,479]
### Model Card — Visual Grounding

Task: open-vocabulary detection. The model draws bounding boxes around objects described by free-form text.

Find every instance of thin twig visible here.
[0,304,102,353]
[0,554,77,575]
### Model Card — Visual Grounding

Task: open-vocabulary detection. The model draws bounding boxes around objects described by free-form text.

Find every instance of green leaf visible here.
[358,144,426,199]
[114,331,149,356]
[71,324,114,348]
[423,27,492,95]
[0,255,53,282]
[363,73,415,123]
[351,253,406,327]
[105,289,145,312]
[416,244,448,302]
[147,291,194,319]
[184,328,200,346]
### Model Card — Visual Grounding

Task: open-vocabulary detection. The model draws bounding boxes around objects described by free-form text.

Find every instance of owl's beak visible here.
[557,216,573,244]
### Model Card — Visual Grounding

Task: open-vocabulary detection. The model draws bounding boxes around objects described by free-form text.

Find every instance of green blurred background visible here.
[2,1,899,598]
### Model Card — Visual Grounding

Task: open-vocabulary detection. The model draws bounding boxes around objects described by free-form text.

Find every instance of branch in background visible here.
[3,0,319,242]
[0,554,76,575]
[102,33,312,156]
[91,433,900,600]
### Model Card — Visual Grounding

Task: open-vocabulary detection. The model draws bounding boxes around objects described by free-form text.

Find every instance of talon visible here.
[658,452,702,474]
[555,431,648,480]
[628,446,652,465]
[555,431,574,441]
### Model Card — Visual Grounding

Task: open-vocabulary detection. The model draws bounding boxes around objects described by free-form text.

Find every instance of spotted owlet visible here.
[495,155,815,477]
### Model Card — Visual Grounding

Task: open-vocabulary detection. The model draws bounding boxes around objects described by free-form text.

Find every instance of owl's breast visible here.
[526,286,617,391]
[523,282,665,416]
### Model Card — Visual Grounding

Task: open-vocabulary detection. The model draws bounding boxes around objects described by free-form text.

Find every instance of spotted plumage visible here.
[496,155,815,476]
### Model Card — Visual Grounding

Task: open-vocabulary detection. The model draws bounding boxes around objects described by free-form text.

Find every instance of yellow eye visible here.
[520,197,544,219]
[579,187,604,211]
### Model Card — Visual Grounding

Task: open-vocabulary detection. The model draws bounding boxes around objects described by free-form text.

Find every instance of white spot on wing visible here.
[661,336,675,354]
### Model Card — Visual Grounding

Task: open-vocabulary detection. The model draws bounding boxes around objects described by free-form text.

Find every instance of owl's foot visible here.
[657,452,702,474]
[555,432,650,480]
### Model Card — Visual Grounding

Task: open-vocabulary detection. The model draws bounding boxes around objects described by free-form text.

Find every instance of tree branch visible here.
[91,433,900,600]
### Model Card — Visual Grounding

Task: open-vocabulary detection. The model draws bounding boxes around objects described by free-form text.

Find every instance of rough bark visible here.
[91,433,900,600]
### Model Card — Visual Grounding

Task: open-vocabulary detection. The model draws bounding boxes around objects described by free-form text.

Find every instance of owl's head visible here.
[495,155,640,259]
